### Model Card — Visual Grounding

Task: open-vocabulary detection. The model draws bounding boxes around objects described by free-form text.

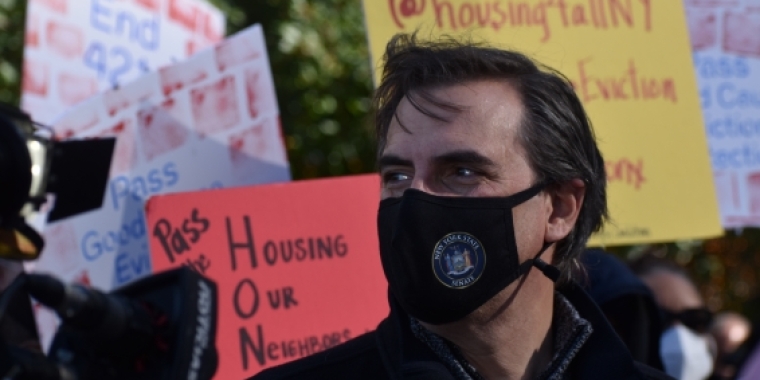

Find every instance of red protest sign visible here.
[145,174,389,379]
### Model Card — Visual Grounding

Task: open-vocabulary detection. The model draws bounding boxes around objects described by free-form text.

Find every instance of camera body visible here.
[47,268,219,380]
[0,103,218,379]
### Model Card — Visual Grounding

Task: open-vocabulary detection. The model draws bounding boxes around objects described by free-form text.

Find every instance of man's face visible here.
[378,80,552,266]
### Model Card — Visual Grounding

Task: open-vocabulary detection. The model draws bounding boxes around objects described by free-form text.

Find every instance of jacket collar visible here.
[375,284,647,380]
[559,281,646,379]
[376,290,457,380]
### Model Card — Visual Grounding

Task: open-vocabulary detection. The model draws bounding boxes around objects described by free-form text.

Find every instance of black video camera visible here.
[0,103,219,379]
[0,266,219,380]
[0,102,114,260]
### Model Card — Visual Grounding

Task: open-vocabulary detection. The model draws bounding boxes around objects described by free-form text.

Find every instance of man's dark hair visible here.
[373,33,608,283]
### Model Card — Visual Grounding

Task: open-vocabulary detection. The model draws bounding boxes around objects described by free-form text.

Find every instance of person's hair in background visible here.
[373,33,607,284]
[630,250,715,380]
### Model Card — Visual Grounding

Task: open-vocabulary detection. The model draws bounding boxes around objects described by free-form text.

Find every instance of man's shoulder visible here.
[248,331,387,380]
[634,362,676,380]
[559,283,674,380]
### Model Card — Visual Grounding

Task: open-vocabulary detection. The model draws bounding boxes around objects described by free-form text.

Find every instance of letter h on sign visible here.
[226,216,257,271]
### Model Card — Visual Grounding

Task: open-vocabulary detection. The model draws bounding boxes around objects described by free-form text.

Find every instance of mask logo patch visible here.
[432,232,486,289]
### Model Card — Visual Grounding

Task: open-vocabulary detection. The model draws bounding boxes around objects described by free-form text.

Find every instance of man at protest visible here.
[252,34,671,379]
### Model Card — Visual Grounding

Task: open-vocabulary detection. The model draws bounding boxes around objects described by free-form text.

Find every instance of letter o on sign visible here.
[234,278,259,319]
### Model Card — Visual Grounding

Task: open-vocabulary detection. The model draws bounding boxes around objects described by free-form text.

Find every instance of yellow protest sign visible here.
[362,0,722,246]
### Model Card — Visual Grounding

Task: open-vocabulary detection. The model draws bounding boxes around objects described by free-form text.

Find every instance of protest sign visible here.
[22,0,225,124]
[362,0,723,245]
[29,24,290,348]
[146,174,389,379]
[685,0,760,228]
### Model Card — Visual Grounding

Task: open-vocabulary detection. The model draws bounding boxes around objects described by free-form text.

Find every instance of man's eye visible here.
[443,167,483,190]
[383,172,411,184]
[455,167,477,177]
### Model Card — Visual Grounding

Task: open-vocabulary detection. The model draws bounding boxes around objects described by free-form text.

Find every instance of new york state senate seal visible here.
[432,232,486,289]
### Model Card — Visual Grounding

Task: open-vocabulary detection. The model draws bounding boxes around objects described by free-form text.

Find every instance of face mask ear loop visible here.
[531,242,560,282]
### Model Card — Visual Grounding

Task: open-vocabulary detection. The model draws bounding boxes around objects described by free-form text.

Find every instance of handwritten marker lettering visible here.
[225,215,350,271]
[153,208,211,263]
[606,158,646,190]
[387,0,652,43]
[574,58,677,104]
[239,325,353,370]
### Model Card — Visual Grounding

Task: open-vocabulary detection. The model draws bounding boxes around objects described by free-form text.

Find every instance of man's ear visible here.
[545,179,586,243]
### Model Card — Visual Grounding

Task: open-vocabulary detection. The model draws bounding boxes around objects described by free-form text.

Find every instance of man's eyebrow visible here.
[377,154,413,169]
[434,150,496,167]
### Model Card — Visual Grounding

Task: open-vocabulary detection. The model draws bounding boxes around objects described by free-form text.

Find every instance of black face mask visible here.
[377,183,560,325]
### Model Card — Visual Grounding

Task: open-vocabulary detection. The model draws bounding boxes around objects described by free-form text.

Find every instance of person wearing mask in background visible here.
[710,312,751,380]
[631,253,715,380]
[252,34,671,380]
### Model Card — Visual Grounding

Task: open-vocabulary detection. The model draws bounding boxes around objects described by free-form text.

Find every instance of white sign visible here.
[687,1,760,228]
[33,24,289,291]
[30,24,290,349]
[21,0,226,124]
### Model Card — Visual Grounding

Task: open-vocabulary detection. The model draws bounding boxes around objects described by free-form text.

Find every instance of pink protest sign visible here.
[146,174,388,379]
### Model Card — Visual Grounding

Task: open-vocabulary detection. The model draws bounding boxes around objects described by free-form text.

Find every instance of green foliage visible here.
[606,230,760,318]
[0,0,26,106]
[223,0,376,179]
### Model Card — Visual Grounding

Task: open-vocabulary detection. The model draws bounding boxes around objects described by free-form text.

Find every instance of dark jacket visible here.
[250,282,673,380]
[582,249,665,370]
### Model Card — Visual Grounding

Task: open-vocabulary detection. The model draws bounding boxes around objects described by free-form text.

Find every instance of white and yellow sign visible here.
[362,0,722,245]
